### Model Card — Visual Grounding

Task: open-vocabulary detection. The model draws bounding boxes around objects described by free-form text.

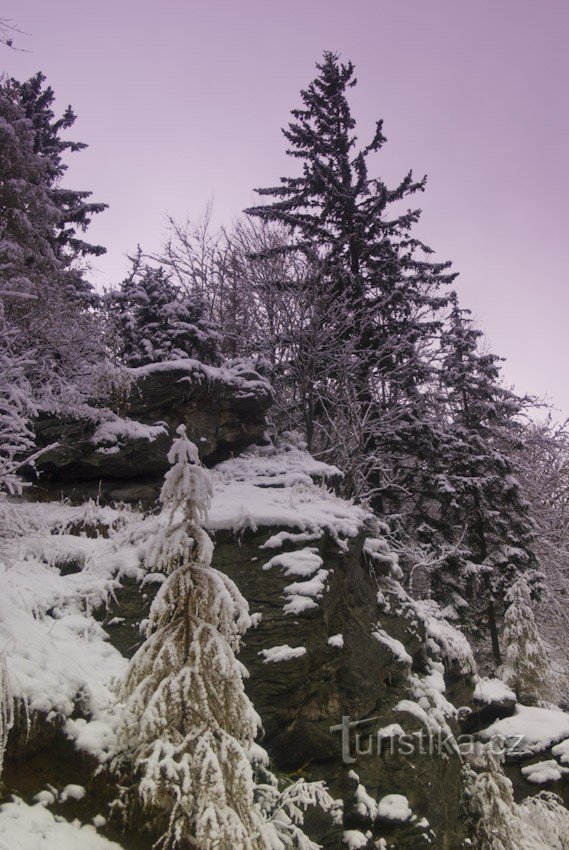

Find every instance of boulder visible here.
[29,359,272,493]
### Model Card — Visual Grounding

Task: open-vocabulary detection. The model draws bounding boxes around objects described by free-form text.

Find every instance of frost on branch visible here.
[113,425,335,849]
[0,319,36,497]
[0,655,13,782]
[465,747,569,850]
[500,577,551,706]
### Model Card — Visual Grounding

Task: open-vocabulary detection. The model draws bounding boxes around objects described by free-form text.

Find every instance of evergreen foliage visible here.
[0,75,106,409]
[114,426,336,849]
[245,52,456,513]
[109,254,221,368]
[9,72,108,266]
[429,298,539,662]
[500,577,551,705]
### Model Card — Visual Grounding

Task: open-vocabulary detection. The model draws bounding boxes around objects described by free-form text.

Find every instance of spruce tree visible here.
[432,297,538,664]
[245,52,456,511]
[0,77,105,407]
[114,426,335,849]
[9,74,107,260]
[109,255,221,368]
[500,577,551,705]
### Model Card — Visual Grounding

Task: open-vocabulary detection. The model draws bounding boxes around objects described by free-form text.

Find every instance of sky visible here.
[3,0,569,414]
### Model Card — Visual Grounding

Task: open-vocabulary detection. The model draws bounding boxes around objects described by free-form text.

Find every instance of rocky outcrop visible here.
[29,359,272,498]
[211,526,469,850]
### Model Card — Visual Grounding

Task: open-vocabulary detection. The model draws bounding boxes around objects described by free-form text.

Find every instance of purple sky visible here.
[4,0,569,414]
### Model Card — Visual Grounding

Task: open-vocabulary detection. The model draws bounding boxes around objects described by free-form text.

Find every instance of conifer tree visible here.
[0,77,104,407]
[109,255,221,368]
[9,73,108,265]
[245,52,456,511]
[466,748,569,849]
[114,426,335,849]
[500,577,551,705]
[432,297,538,663]
[0,318,36,496]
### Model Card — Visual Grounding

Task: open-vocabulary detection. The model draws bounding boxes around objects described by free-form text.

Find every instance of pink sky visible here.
[4,0,569,413]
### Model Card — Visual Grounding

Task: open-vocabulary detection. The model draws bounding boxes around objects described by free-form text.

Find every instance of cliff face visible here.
[29,359,272,502]
[213,526,468,850]
[204,447,470,850]
[5,363,569,849]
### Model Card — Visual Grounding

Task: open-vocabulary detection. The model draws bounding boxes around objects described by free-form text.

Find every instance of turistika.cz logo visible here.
[329,715,524,765]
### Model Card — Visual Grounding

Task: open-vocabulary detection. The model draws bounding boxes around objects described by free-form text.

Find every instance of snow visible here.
[258,645,307,663]
[352,778,378,819]
[128,356,271,394]
[328,634,344,648]
[372,628,412,666]
[32,790,56,807]
[262,548,323,578]
[394,671,458,739]
[520,759,569,784]
[260,529,323,549]
[64,718,118,763]
[207,444,368,546]
[473,677,516,705]
[363,537,402,579]
[551,738,569,765]
[376,793,413,822]
[0,797,124,850]
[342,829,370,848]
[377,723,405,741]
[0,500,142,759]
[60,784,86,802]
[283,595,319,616]
[283,569,329,616]
[90,417,166,446]
[414,600,477,676]
[479,705,569,755]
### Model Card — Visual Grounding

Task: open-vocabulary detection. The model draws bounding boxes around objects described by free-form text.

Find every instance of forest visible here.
[1,24,569,850]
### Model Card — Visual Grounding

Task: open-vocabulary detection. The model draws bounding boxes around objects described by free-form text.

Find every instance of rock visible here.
[208,527,467,850]
[95,521,468,849]
[457,676,517,734]
[28,359,272,494]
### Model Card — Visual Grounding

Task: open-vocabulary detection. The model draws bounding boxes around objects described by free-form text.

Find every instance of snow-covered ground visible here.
[2,440,569,848]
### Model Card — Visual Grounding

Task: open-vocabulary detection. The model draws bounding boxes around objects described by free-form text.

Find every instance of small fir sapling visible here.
[499,577,551,706]
[113,425,336,849]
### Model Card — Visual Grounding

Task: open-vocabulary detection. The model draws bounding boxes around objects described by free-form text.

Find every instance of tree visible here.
[500,577,551,705]
[516,417,569,701]
[0,318,36,496]
[114,426,334,849]
[0,655,12,783]
[466,748,569,850]
[0,18,26,51]
[0,76,107,409]
[9,73,107,266]
[108,254,221,368]
[431,298,538,665]
[245,52,456,511]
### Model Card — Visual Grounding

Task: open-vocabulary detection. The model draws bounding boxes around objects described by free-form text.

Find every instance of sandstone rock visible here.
[29,359,272,492]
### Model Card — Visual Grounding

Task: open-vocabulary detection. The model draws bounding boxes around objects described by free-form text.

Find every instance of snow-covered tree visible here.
[466,748,569,850]
[114,425,335,849]
[517,417,569,701]
[0,655,12,783]
[0,76,107,410]
[108,254,221,368]
[0,318,36,496]
[431,297,538,664]
[9,72,107,279]
[500,577,551,705]
[245,52,455,511]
